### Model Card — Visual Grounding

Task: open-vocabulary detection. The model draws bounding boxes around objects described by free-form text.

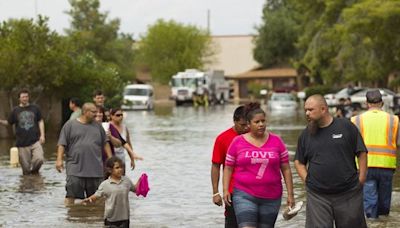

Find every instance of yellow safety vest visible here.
[351,110,399,169]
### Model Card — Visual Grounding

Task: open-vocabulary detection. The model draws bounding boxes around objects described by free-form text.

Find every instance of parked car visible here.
[350,88,396,111]
[268,92,298,111]
[324,87,365,107]
[122,84,154,110]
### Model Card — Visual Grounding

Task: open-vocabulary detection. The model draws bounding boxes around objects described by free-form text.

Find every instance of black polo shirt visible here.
[295,118,367,194]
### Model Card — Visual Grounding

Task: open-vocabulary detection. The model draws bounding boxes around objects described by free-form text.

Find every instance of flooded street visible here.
[1,104,400,227]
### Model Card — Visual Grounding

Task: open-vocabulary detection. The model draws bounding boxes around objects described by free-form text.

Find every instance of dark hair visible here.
[104,156,124,179]
[18,89,30,98]
[93,90,104,97]
[69,97,81,107]
[110,107,122,116]
[233,105,246,121]
[96,105,108,122]
[244,102,265,122]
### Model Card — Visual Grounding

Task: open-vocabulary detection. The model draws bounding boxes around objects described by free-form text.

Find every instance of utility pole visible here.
[34,0,38,17]
[207,9,210,34]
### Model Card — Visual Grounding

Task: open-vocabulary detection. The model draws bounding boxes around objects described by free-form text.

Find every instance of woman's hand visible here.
[287,194,295,208]
[130,160,135,170]
[133,153,144,160]
[223,190,232,207]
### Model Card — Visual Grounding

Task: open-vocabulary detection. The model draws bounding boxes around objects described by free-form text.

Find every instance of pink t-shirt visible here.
[225,133,289,199]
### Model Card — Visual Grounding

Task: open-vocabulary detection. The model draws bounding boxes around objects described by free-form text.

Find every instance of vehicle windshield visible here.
[336,87,364,97]
[353,88,395,97]
[271,93,295,101]
[124,88,151,96]
[171,78,197,89]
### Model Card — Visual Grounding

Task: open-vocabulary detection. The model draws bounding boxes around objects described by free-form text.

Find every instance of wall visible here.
[206,35,259,76]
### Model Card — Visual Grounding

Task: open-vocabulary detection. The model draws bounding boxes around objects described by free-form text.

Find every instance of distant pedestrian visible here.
[211,105,248,228]
[335,98,346,118]
[68,97,82,120]
[351,89,400,219]
[343,97,354,119]
[93,90,106,108]
[0,89,45,175]
[223,102,295,227]
[83,156,138,228]
[56,102,112,205]
[295,94,367,228]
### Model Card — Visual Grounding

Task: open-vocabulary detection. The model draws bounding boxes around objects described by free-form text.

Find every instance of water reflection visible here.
[18,174,45,193]
[0,105,400,227]
[66,203,104,224]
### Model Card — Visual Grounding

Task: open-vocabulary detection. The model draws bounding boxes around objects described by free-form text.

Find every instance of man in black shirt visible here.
[0,89,45,175]
[295,94,367,228]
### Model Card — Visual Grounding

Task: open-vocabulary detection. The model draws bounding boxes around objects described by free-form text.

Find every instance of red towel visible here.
[135,173,150,197]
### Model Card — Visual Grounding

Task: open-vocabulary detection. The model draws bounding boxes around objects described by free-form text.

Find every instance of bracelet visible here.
[213,192,220,197]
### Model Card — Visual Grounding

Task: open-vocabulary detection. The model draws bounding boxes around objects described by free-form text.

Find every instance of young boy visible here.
[83,156,137,228]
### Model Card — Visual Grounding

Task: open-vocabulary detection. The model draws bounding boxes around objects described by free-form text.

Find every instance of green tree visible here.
[0,17,72,110]
[335,0,400,87]
[135,19,213,84]
[66,0,135,105]
[254,0,300,68]
[0,16,121,118]
[288,0,400,88]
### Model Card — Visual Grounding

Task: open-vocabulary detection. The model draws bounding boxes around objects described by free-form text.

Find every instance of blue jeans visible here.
[364,168,394,218]
[232,189,281,228]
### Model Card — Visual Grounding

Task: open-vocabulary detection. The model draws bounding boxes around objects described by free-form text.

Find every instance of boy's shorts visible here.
[66,175,103,199]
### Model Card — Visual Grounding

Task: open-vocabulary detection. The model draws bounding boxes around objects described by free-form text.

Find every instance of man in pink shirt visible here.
[211,105,248,228]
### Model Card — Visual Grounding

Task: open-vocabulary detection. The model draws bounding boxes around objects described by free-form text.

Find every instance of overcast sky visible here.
[0,0,266,39]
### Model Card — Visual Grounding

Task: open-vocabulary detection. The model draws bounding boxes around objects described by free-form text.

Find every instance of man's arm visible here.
[294,160,308,184]
[39,119,45,144]
[56,145,65,172]
[357,151,368,184]
[211,163,223,206]
[104,143,112,159]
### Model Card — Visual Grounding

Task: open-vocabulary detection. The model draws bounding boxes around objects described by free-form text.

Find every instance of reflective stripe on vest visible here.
[352,110,399,169]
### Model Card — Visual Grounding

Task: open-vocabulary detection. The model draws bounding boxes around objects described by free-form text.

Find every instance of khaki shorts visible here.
[18,141,44,175]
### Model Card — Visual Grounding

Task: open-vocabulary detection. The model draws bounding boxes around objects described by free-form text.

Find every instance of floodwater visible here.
[1,104,400,227]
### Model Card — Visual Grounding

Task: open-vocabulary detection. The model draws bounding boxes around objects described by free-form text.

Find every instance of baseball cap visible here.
[366,89,382,103]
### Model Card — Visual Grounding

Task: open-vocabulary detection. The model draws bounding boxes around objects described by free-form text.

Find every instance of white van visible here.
[122,84,154,110]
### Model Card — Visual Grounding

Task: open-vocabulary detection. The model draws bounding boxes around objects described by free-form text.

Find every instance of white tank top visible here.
[114,124,128,162]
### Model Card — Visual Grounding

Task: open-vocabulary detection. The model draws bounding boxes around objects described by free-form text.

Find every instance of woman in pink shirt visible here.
[223,102,295,227]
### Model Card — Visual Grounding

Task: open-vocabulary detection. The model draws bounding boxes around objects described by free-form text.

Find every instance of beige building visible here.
[226,67,299,100]
[206,35,259,77]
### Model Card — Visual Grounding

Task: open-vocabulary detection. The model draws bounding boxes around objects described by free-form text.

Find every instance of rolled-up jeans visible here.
[232,188,281,228]
[364,168,394,218]
[18,141,44,175]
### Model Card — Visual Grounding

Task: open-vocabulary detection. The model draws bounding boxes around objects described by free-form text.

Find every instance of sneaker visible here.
[283,201,303,220]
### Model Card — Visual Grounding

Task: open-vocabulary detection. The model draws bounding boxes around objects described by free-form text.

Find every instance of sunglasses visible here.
[114,114,123,117]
